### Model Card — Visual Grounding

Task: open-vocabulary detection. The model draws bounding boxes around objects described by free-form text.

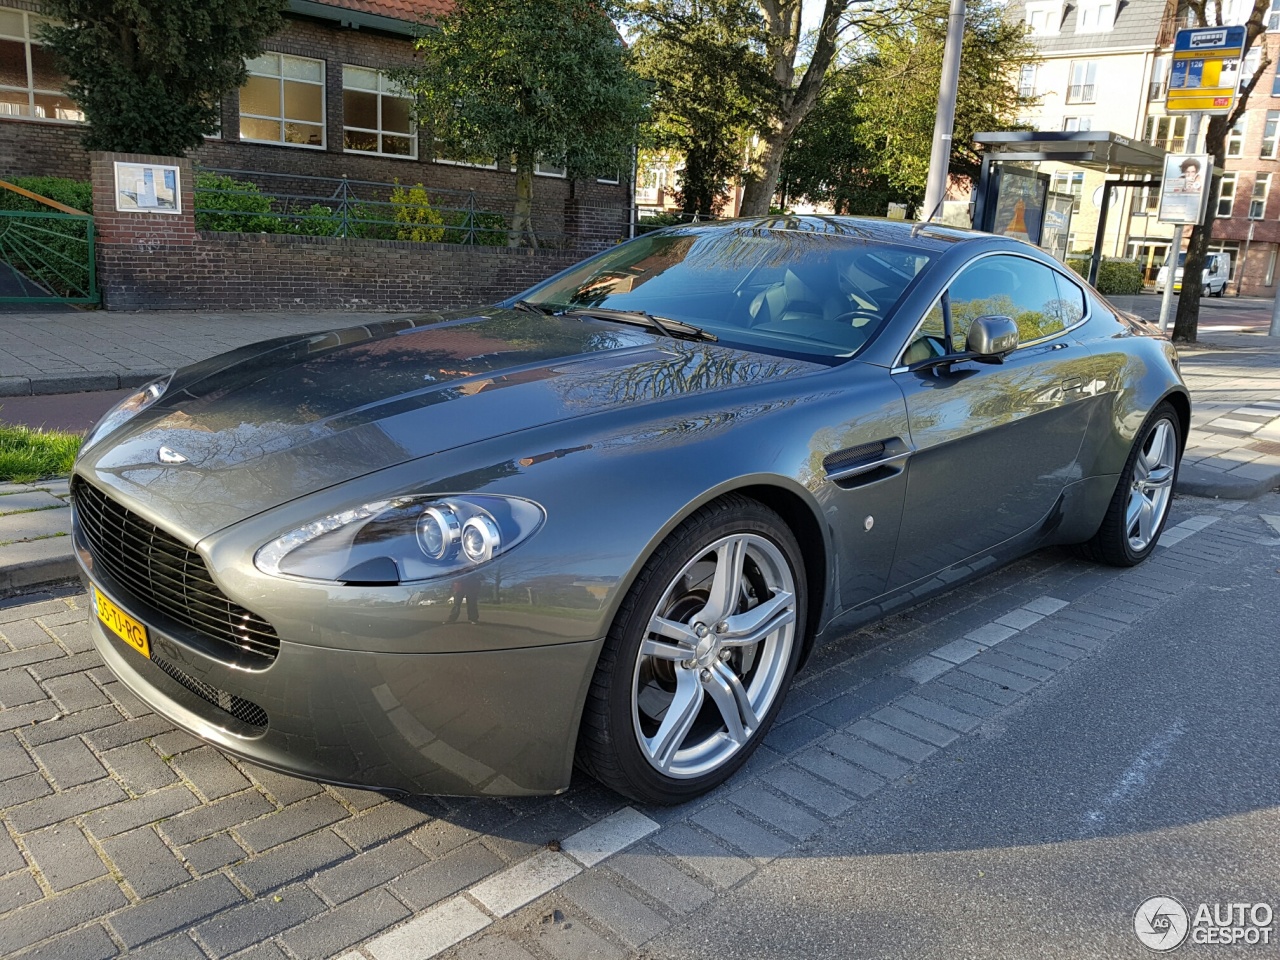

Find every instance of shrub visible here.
[390,181,445,242]
[193,172,279,233]
[1096,258,1144,295]
[636,211,686,233]
[0,176,93,213]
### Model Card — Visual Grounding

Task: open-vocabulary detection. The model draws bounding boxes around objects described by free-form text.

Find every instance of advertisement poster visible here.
[114,162,181,214]
[1157,153,1212,225]
[989,167,1048,245]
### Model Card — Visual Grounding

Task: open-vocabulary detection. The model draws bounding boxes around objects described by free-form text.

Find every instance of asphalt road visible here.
[646,496,1280,960]
[0,388,127,432]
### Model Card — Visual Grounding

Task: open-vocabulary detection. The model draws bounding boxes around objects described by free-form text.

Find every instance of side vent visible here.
[823,437,913,488]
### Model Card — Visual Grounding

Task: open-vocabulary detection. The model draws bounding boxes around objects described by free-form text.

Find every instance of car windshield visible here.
[519,228,933,360]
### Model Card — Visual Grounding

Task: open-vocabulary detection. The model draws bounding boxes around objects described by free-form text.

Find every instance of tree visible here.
[401,0,648,248]
[782,0,1036,215]
[39,0,285,156]
[628,0,772,216]
[1172,0,1271,342]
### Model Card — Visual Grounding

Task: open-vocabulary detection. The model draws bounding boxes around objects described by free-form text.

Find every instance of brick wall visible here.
[90,152,198,246]
[98,232,585,312]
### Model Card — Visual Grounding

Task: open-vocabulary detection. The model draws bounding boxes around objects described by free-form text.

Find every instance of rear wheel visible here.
[577,496,806,804]
[1077,401,1182,566]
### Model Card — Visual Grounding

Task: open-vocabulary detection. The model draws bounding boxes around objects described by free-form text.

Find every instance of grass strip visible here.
[0,423,81,483]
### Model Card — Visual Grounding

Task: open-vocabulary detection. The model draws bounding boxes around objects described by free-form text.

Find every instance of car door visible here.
[886,253,1095,590]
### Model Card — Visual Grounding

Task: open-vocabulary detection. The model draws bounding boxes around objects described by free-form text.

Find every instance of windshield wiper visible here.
[511,299,556,315]
[559,307,718,343]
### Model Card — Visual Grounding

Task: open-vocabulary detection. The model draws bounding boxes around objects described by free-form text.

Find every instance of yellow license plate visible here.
[94,586,150,659]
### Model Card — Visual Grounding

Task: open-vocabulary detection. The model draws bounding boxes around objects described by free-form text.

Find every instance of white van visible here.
[1155,252,1230,296]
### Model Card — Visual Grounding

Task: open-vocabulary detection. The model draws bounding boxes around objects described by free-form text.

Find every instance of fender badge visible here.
[157,446,188,465]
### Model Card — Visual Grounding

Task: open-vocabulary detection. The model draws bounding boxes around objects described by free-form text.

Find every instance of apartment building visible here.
[1017,0,1280,292]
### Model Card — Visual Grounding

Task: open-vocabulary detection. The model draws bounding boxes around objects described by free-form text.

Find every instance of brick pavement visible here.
[0,494,1270,959]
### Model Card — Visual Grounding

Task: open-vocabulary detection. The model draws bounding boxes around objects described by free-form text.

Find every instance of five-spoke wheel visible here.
[578,496,805,804]
[1078,400,1183,566]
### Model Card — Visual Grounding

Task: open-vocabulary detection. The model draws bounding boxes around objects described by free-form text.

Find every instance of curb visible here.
[0,553,78,597]
[0,368,171,397]
[1176,463,1280,501]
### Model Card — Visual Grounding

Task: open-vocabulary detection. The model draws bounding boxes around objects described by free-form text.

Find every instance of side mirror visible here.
[965,315,1019,360]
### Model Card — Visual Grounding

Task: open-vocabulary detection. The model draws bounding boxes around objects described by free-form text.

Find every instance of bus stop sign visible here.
[1168,25,1247,114]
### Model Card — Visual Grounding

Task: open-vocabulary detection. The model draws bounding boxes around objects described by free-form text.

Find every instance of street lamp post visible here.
[921,0,966,222]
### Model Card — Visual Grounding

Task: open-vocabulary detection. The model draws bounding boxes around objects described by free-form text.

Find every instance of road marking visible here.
[365,896,491,960]
[1081,719,1186,835]
[561,805,659,868]
[468,849,582,917]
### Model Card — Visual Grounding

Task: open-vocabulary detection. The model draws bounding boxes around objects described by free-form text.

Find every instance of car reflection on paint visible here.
[71,216,1188,804]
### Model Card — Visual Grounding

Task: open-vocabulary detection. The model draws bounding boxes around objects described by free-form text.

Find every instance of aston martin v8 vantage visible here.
[72,217,1188,804]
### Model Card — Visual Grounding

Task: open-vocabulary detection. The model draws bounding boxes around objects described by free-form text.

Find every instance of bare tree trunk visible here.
[509,156,537,248]
[740,122,789,215]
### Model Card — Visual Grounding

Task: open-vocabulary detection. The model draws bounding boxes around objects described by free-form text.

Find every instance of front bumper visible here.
[75,531,603,797]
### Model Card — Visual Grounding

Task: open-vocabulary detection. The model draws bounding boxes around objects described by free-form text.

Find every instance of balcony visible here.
[1067,83,1096,103]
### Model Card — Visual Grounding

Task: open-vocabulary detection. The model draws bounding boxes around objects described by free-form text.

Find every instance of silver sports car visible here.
[72,217,1187,804]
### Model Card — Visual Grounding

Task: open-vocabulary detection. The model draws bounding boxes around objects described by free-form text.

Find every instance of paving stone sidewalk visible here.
[0,496,1270,959]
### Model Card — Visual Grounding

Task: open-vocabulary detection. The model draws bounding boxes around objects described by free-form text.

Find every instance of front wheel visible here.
[1077,401,1182,566]
[577,496,806,804]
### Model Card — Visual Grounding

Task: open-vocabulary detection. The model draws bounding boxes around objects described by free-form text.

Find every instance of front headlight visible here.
[79,375,173,454]
[254,495,544,585]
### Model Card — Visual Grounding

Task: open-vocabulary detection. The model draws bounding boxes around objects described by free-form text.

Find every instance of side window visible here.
[948,255,1067,346]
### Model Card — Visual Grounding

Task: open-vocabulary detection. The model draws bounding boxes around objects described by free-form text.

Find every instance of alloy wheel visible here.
[630,533,796,779]
[1126,418,1177,552]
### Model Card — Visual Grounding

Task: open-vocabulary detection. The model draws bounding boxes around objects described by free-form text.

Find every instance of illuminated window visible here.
[343,66,415,158]
[240,52,325,148]
[0,6,82,122]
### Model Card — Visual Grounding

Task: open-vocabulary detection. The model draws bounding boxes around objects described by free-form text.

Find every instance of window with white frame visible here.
[1076,0,1115,32]
[1018,64,1037,99]
[1052,171,1086,213]
[1067,61,1097,103]
[342,66,415,158]
[1250,173,1270,218]
[0,7,81,122]
[1263,111,1280,157]
[535,158,567,178]
[1063,116,1092,132]
[1269,0,1280,31]
[1217,171,1238,217]
[240,52,325,148]
[1150,57,1170,100]
[1145,115,1187,152]
[1226,116,1247,156]
[1025,0,1061,34]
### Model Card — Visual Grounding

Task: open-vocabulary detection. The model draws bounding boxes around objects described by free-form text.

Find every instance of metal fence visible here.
[0,180,97,305]
[193,168,578,249]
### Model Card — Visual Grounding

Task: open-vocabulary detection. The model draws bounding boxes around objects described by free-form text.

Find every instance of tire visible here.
[577,495,806,804]
[1077,401,1182,567]
[1202,283,1211,297]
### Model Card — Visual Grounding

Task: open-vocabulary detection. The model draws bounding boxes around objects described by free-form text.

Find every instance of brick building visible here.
[0,0,630,215]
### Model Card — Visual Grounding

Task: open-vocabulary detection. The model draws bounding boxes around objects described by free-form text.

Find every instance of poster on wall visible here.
[1157,153,1213,225]
[114,162,182,214]
[1040,192,1074,262]
[984,166,1049,246]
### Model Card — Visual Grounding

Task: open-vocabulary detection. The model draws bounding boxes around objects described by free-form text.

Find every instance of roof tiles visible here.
[312,0,454,23]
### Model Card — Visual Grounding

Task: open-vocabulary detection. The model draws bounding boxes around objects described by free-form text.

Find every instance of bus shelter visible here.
[971,131,1172,286]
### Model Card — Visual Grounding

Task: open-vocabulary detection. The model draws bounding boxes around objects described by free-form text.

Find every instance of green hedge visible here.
[0,176,92,214]
[1065,256,1144,296]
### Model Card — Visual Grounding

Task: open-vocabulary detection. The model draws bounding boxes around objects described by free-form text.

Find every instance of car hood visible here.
[77,309,823,540]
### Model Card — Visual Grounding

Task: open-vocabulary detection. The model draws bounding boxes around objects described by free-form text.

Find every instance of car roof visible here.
[657,215,986,253]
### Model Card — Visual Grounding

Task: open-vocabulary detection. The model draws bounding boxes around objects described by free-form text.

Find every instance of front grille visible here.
[72,477,280,667]
[153,656,269,729]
